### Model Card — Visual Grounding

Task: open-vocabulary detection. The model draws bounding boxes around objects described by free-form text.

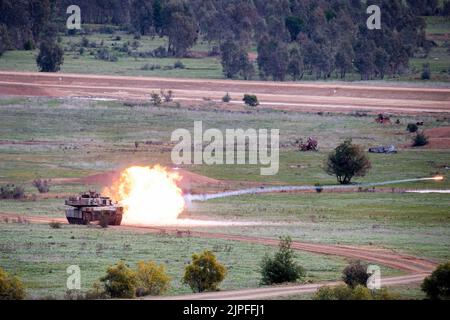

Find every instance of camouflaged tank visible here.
[65,191,123,225]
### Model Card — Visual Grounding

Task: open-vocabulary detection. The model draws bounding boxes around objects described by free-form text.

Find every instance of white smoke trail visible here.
[185,177,444,202]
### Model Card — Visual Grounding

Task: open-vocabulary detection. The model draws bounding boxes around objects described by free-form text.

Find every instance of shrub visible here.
[325,139,371,184]
[0,267,26,300]
[37,39,64,72]
[421,262,450,300]
[150,92,162,105]
[314,183,323,193]
[80,37,89,48]
[23,39,34,50]
[183,250,227,293]
[141,63,161,71]
[299,137,318,151]
[413,132,428,147]
[100,261,137,298]
[84,282,107,300]
[32,178,50,193]
[260,236,305,285]
[407,123,419,133]
[174,61,185,69]
[99,214,109,228]
[342,260,369,288]
[421,63,431,80]
[313,284,396,300]
[222,92,232,103]
[161,90,174,102]
[96,48,118,62]
[49,221,61,229]
[243,94,259,107]
[0,184,25,199]
[135,261,171,296]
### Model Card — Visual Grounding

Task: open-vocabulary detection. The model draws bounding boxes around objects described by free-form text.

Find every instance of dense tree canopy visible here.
[0,0,443,80]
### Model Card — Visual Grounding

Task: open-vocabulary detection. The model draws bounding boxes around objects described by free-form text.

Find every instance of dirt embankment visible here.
[1,71,450,114]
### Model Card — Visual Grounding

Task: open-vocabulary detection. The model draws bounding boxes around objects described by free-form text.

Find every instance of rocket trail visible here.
[185,176,444,202]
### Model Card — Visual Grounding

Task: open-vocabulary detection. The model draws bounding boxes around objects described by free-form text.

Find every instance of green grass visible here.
[0,97,447,299]
[0,222,360,299]
[187,192,450,261]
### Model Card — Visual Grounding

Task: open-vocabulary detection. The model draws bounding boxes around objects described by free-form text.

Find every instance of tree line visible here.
[1,0,449,79]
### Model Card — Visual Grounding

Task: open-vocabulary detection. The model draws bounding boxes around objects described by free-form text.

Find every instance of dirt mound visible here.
[425,127,450,149]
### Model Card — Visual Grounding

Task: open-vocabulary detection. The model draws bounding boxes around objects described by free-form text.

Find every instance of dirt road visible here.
[144,274,428,300]
[0,212,436,299]
[1,71,449,114]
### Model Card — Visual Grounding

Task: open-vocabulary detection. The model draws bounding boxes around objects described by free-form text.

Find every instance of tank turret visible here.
[65,190,123,225]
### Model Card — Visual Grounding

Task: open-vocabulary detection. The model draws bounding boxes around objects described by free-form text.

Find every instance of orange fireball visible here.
[105,165,185,225]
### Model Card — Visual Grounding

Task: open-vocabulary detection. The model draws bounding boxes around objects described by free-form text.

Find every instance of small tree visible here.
[421,63,431,80]
[413,132,428,147]
[243,94,259,107]
[150,92,162,106]
[135,261,171,296]
[0,267,26,300]
[36,39,64,72]
[342,260,369,288]
[421,262,450,300]
[260,236,305,285]
[100,261,137,298]
[222,93,232,103]
[161,90,173,102]
[325,139,371,184]
[407,123,419,133]
[32,178,50,193]
[183,250,227,293]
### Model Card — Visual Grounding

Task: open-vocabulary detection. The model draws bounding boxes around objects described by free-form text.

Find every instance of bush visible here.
[421,262,450,300]
[421,63,431,80]
[32,178,50,193]
[100,261,137,298]
[161,90,173,102]
[325,139,371,184]
[407,123,419,133]
[183,250,227,293]
[96,48,118,62]
[413,132,428,147]
[260,236,305,285]
[23,39,34,50]
[222,92,232,103]
[313,284,396,300]
[37,39,64,72]
[80,37,89,48]
[135,261,171,296]
[0,184,25,199]
[49,221,61,229]
[174,61,185,69]
[141,63,161,71]
[150,92,162,105]
[342,260,369,288]
[99,214,109,228]
[243,94,259,107]
[0,267,26,300]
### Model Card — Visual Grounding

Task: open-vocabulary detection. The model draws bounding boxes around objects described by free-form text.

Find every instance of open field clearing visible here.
[0,96,448,299]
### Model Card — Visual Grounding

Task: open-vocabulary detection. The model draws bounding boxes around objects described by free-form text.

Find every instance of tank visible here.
[65,191,123,225]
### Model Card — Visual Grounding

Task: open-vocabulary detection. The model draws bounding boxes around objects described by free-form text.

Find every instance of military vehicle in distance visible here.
[65,191,123,225]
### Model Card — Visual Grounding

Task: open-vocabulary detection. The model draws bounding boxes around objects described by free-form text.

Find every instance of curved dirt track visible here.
[0,212,437,299]
[1,71,450,114]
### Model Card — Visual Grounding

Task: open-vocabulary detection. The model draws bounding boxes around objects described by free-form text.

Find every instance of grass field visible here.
[0,17,449,82]
[0,96,448,299]
[0,222,378,299]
